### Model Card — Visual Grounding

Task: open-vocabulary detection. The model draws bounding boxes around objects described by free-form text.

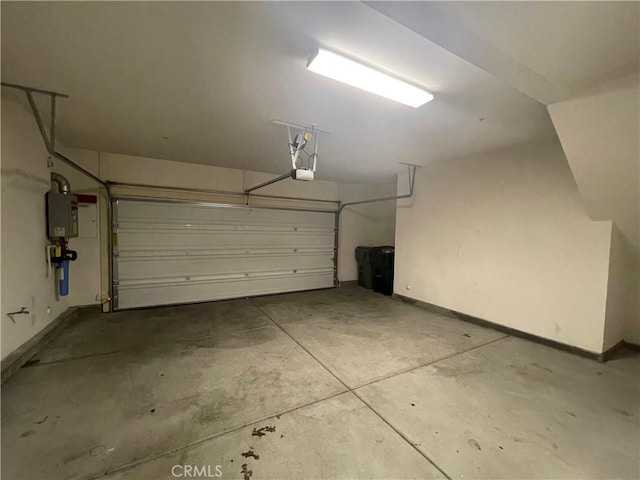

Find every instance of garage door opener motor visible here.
[244,120,330,194]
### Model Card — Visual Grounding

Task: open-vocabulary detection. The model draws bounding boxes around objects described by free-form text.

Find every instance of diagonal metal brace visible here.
[2,82,69,154]
[26,91,54,152]
[1,82,107,187]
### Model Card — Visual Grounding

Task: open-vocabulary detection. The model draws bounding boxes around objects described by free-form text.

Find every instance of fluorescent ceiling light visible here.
[307,48,433,108]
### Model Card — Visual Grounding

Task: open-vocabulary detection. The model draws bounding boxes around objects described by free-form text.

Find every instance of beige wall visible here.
[395,140,612,353]
[338,182,397,282]
[604,226,639,349]
[548,74,640,344]
[1,95,70,360]
[547,75,639,251]
[100,152,243,193]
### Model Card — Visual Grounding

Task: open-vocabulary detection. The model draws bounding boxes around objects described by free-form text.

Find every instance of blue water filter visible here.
[58,260,70,296]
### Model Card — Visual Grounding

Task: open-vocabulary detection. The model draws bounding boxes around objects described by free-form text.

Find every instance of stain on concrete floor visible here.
[2,286,639,480]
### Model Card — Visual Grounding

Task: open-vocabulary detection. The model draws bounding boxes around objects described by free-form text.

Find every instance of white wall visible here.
[604,225,639,349]
[338,182,397,282]
[1,95,70,360]
[100,152,244,193]
[548,74,640,344]
[547,75,639,252]
[395,140,612,353]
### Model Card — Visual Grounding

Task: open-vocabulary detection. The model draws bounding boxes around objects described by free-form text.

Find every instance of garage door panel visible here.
[117,223,332,234]
[118,200,334,226]
[113,199,336,309]
[117,252,334,279]
[115,272,334,310]
[117,246,329,257]
[117,231,334,248]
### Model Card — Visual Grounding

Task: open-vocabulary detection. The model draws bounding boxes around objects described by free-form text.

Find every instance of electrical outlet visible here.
[47,306,51,315]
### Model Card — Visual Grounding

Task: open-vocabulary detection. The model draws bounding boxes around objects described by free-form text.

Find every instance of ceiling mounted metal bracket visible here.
[2,82,69,153]
[338,162,420,215]
[244,119,330,194]
[1,82,107,187]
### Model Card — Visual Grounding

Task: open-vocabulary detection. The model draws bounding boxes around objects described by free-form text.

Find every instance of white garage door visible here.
[112,198,336,309]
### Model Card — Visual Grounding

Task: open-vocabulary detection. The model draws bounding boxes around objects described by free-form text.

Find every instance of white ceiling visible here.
[2,2,633,184]
[368,1,640,105]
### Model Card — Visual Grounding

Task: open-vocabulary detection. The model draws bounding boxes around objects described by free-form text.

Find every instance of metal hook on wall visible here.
[6,307,30,323]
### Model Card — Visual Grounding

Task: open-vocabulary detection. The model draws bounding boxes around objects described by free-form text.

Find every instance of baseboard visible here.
[622,341,640,352]
[339,280,358,287]
[600,340,628,361]
[393,293,615,362]
[1,306,80,384]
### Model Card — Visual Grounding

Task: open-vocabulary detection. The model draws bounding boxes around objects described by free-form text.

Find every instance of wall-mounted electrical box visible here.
[46,192,79,239]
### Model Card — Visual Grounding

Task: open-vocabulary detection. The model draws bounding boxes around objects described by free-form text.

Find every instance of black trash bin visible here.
[355,246,375,289]
[370,246,395,296]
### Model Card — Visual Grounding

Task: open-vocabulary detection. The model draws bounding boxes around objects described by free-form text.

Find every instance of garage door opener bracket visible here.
[244,120,330,194]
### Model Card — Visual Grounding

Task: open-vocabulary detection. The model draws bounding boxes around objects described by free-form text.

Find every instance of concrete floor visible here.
[2,286,639,480]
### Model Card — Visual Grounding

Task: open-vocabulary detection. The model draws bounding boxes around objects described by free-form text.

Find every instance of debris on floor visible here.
[251,425,276,437]
[32,416,48,425]
[241,463,252,480]
[3,287,638,479]
[241,447,259,460]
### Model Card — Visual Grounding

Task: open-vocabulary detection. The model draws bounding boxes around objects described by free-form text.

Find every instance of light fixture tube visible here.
[307,48,433,108]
